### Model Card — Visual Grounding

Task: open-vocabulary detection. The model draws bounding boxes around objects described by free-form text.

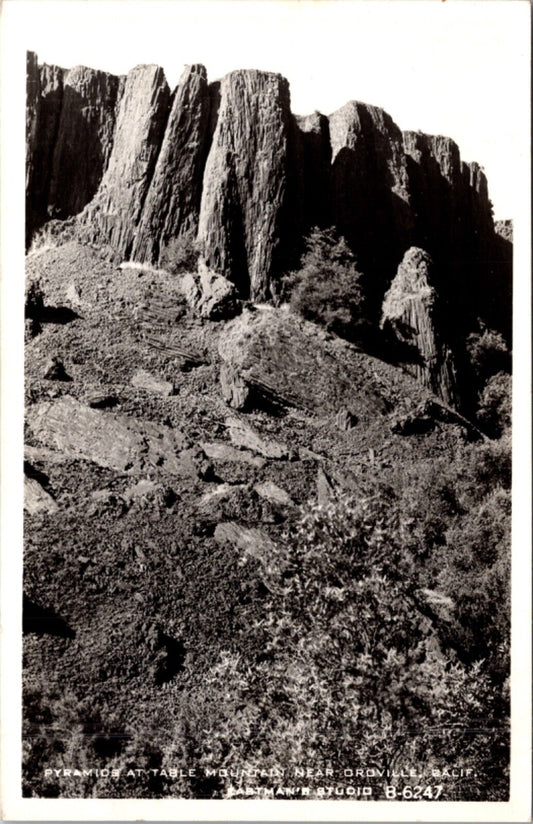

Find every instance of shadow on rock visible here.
[23,593,75,638]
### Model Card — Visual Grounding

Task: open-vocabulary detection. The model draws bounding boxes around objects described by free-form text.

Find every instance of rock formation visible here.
[381,247,458,406]
[25,52,512,407]
[80,64,171,257]
[26,57,64,240]
[329,102,413,310]
[131,64,210,263]
[198,70,292,300]
[47,65,121,218]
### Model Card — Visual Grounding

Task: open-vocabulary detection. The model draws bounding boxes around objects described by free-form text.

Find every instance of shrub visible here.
[399,438,511,678]
[180,493,509,799]
[285,227,365,339]
[466,324,510,383]
[158,236,200,275]
[477,372,512,437]
[28,218,78,255]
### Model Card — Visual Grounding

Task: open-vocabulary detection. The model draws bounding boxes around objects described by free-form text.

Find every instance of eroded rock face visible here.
[381,247,458,406]
[26,59,64,239]
[329,101,413,311]
[403,132,496,328]
[293,111,331,234]
[80,65,171,257]
[47,66,121,218]
[26,52,41,245]
[198,70,292,301]
[131,64,210,263]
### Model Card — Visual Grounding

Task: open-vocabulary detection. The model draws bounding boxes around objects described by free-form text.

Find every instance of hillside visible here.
[23,53,512,802]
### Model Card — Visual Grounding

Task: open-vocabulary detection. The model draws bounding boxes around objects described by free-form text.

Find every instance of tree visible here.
[285,227,365,340]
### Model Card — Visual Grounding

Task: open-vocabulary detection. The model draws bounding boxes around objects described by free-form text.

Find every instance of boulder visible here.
[335,408,357,431]
[253,481,294,508]
[219,363,250,410]
[43,357,71,382]
[225,417,290,460]
[26,396,194,475]
[218,306,405,419]
[214,522,277,566]
[182,266,240,320]
[316,466,339,506]
[200,441,266,469]
[85,392,119,409]
[24,476,58,515]
[131,369,174,396]
[123,479,175,507]
[65,282,84,308]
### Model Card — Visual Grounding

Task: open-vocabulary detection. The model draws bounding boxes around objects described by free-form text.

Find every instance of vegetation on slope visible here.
[22,239,511,801]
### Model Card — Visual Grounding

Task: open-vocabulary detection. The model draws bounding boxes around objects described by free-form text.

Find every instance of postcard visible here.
[1,1,531,821]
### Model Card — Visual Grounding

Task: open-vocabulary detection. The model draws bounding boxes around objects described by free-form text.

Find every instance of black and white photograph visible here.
[1,0,531,820]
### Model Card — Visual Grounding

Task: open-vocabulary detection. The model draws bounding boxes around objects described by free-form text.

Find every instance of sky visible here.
[1,0,530,217]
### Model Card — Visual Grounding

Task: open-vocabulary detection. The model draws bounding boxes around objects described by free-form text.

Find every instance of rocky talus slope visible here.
[22,239,509,799]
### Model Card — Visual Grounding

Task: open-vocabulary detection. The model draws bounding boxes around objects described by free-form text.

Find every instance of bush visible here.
[181,493,509,799]
[477,372,512,437]
[158,236,200,275]
[399,438,511,678]
[284,227,365,339]
[466,324,511,383]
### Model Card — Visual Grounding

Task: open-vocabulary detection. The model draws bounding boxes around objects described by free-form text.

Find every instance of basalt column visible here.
[47,66,121,218]
[329,101,413,315]
[131,64,211,264]
[198,70,292,301]
[80,64,171,258]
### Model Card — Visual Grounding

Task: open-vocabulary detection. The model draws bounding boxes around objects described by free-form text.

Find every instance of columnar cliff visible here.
[198,70,292,300]
[26,52,512,407]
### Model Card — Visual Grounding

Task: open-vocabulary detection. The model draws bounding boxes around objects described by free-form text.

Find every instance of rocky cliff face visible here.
[26,52,511,407]
[329,102,413,311]
[26,57,64,241]
[198,70,292,300]
[79,65,171,258]
[47,66,121,218]
[131,64,210,264]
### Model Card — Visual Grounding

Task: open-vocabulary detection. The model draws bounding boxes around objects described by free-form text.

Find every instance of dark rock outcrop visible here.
[26,57,64,241]
[329,101,413,312]
[198,70,292,300]
[131,64,210,263]
[293,111,332,234]
[47,65,121,218]
[26,52,41,246]
[80,65,171,257]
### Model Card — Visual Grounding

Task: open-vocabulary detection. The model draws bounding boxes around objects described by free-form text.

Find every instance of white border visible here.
[1,2,531,821]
